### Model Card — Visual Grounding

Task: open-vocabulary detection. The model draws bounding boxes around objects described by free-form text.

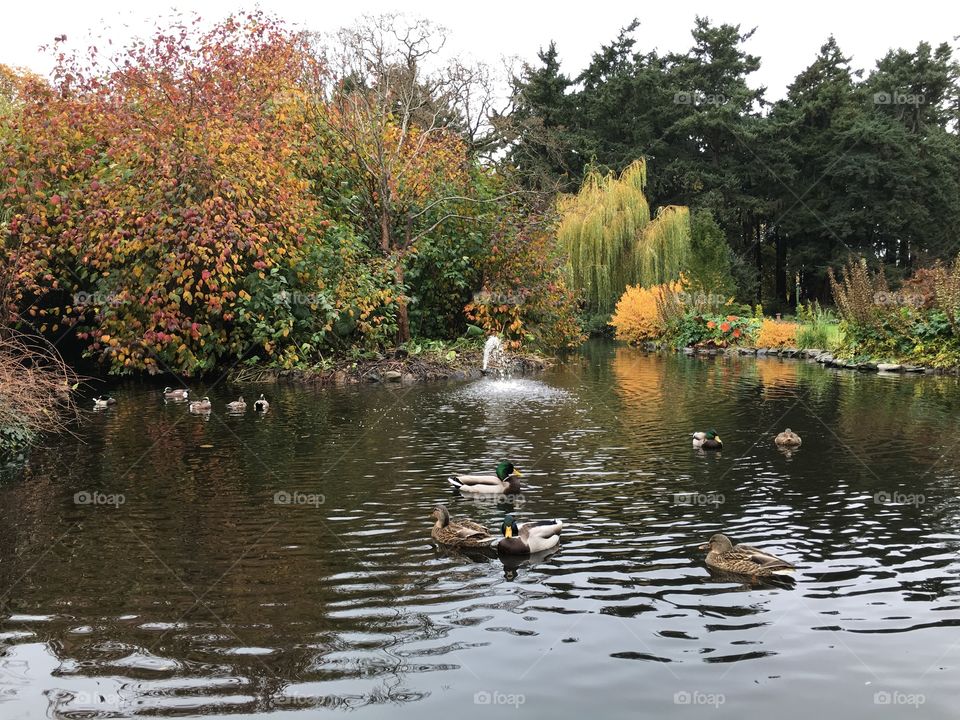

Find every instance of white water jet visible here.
[482,336,504,372]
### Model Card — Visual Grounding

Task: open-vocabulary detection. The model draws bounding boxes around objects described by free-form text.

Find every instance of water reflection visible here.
[1,342,960,718]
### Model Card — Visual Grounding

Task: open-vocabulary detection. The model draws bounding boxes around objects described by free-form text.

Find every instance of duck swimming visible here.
[448,461,522,495]
[226,396,246,412]
[189,397,212,413]
[774,428,801,447]
[430,506,496,549]
[496,513,563,555]
[692,429,723,449]
[699,533,795,578]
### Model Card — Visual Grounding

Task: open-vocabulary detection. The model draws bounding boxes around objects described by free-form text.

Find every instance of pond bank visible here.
[230,350,551,386]
[641,341,959,375]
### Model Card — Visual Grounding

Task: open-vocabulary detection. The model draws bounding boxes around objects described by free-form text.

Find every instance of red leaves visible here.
[3,15,323,375]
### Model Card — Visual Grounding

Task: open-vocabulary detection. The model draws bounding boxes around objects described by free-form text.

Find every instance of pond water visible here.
[2,340,960,719]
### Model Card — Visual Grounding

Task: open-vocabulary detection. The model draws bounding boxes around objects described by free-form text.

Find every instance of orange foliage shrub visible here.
[610,280,683,343]
[755,319,799,348]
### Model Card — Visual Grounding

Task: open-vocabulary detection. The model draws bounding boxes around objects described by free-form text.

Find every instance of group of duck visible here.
[94,388,271,415]
[432,461,564,556]
[434,427,803,579]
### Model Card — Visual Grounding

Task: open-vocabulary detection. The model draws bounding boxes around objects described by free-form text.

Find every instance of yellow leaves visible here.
[238,289,251,301]
[756,319,799,348]
[610,279,685,344]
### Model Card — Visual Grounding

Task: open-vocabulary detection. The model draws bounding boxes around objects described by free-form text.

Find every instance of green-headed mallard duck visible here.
[447,461,522,495]
[189,396,212,413]
[496,513,563,555]
[692,429,723,449]
[774,428,801,447]
[226,396,246,412]
[430,505,496,549]
[93,396,116,408]
[253,394,270,412]
[699,533,795,577]
[163,387,189,400]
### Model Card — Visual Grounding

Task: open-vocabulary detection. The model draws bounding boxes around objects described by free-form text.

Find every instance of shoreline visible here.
[230,350,551,386]
[639,342,957,375]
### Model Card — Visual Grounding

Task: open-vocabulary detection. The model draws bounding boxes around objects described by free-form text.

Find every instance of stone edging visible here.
[640,342,957,375]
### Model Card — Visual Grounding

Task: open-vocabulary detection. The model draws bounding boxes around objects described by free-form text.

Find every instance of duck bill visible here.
[512,469,522,476]
[697,543,709,551]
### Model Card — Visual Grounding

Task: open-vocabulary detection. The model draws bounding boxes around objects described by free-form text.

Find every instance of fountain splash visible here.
[482,336,504,372]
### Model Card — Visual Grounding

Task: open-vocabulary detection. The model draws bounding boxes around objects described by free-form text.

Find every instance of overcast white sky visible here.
[2,1,958,100]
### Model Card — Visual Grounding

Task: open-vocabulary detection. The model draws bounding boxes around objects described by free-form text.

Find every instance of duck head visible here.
[501,513,519,538]
[698,533,733,552]
[496,461,520,480]
[431,506,450,527]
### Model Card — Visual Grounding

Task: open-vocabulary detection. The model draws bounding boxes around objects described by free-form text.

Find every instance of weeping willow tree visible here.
[558,159,691,314]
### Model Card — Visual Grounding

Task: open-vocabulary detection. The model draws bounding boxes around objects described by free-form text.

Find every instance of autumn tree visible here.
[317,14,502,342]
[1,14,372,374]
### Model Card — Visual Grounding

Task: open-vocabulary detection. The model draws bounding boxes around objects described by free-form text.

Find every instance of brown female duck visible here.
[699,534,795,578]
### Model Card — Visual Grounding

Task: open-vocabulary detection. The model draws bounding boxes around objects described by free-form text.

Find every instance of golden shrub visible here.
[610,280,684,343]
[755,319,799,348]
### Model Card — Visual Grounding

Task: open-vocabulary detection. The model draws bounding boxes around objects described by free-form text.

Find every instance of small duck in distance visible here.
[93,396,116,408]
[189,396,212,413]
[226,396,246,412]
[163,387,189,400]
[253,394,269,413]
[496,513,563,555]
[699,533,795,578]
[448,461,522,495]
[692,429,723,449]
[774,428,802,447]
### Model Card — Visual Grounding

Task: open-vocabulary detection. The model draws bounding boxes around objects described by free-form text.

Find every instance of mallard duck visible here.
[699,533,795,577]
[447,461,522,495]
[430,505,496,549]
[774,428,802,447]
[163,387,189,400]
[226,396,246,412]
[692,429,723,449]
[93,396,116,408]
[496,513,563,555]
[189,397,212,413]
[253,394,269,412]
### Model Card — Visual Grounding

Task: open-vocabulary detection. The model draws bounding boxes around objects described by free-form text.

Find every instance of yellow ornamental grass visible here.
[755,319,799,348]
[610,279,685,344]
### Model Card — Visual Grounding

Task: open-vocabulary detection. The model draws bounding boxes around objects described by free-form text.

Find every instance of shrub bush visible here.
[755,319,799,348]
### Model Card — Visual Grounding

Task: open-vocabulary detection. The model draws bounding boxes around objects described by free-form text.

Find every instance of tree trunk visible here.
[380,205,391,253]
[394,216,413,344]
[395,260,410,344]
[754,223,763,306]
[775,232,787,309]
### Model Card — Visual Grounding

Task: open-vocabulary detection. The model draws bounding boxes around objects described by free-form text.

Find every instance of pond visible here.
[2,340,960,719]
